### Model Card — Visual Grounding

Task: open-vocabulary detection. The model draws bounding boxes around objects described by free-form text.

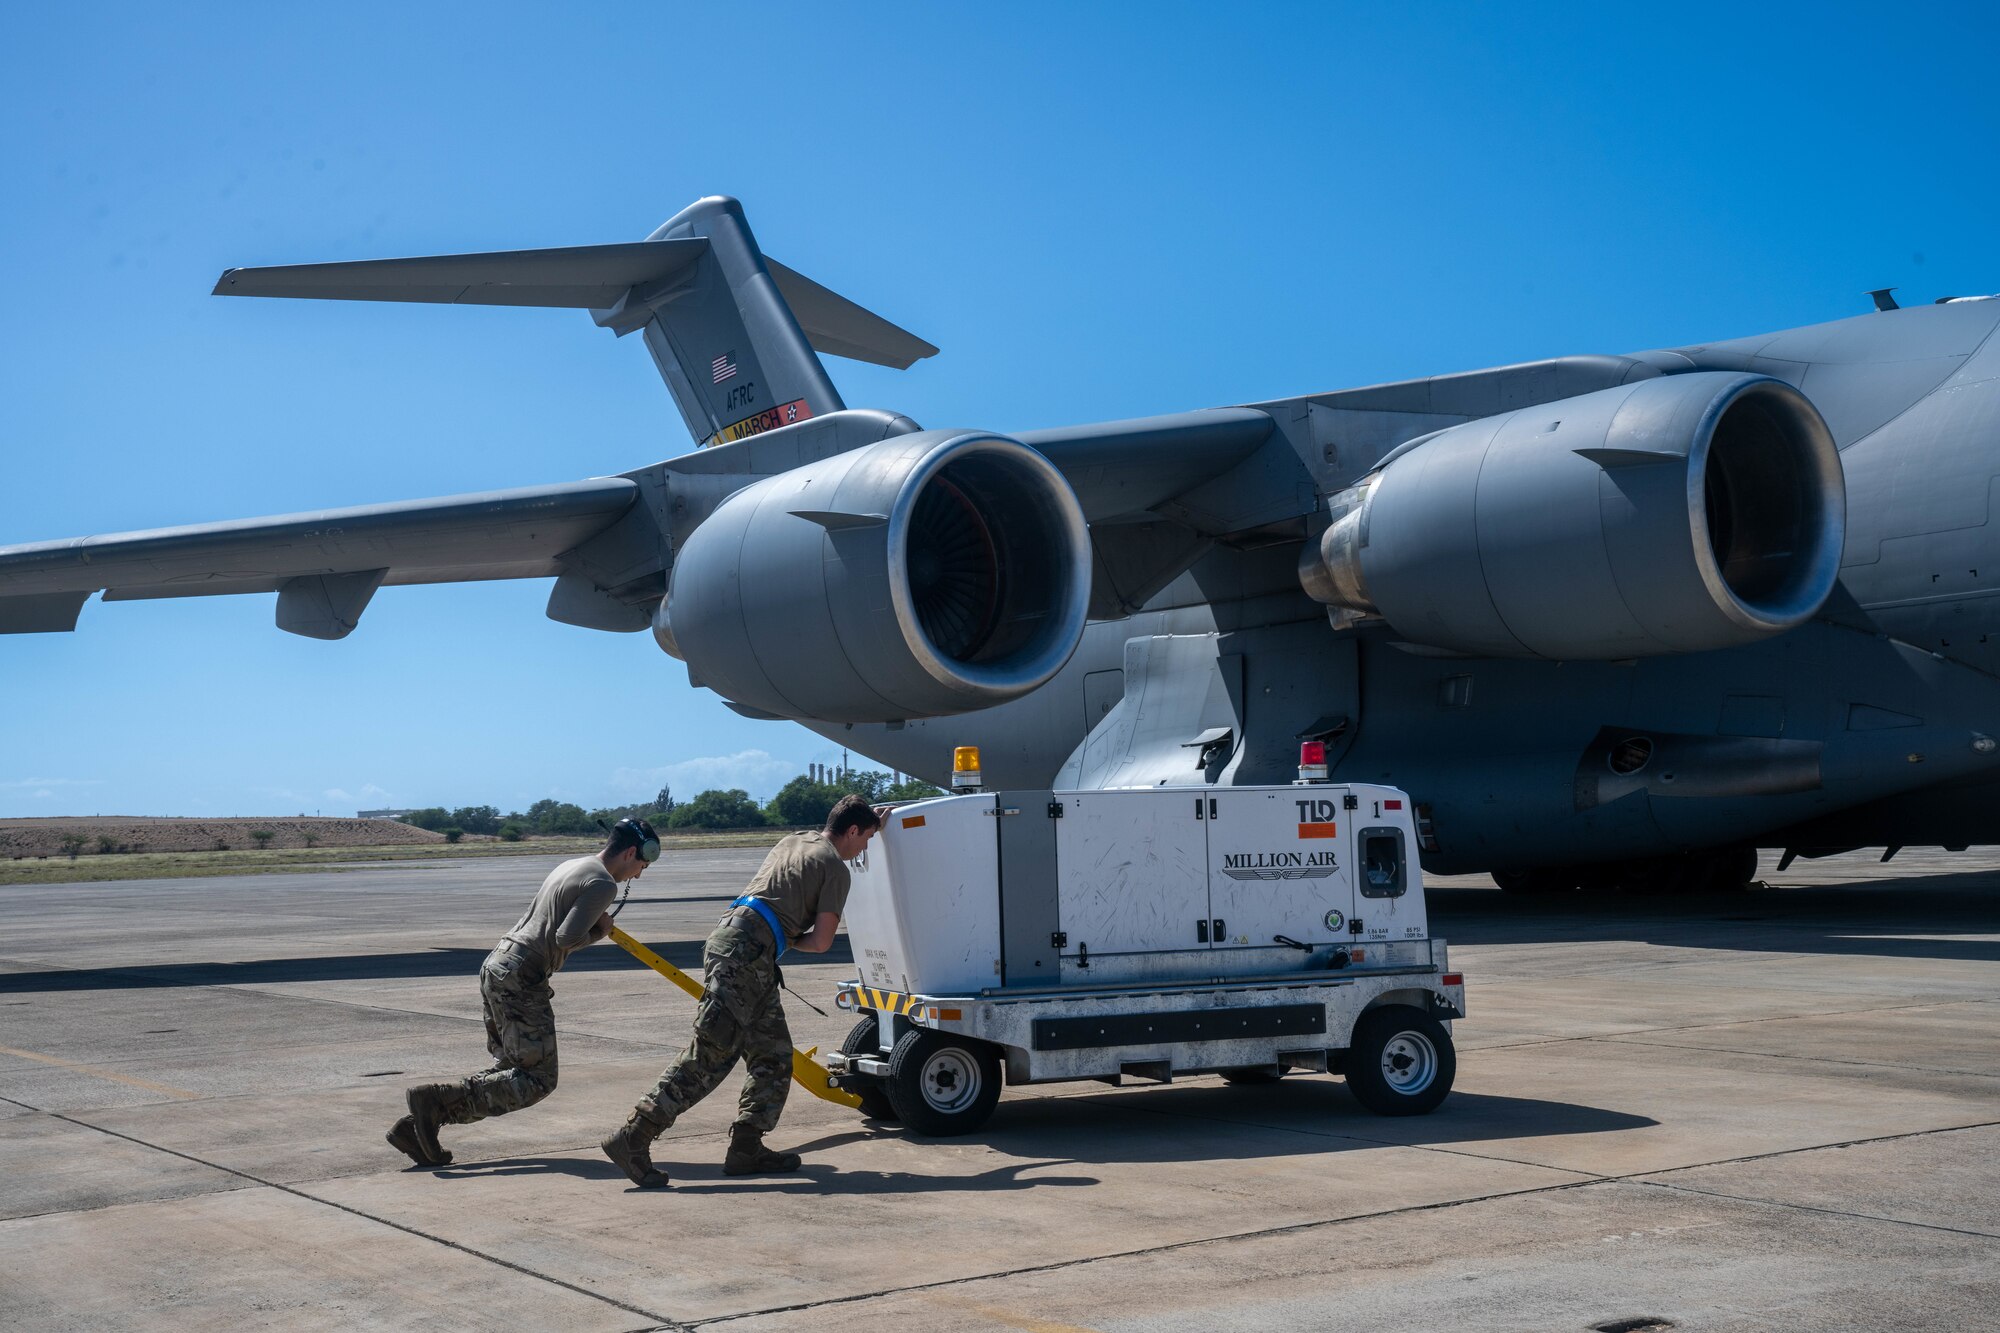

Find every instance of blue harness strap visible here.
[732,894,788,958]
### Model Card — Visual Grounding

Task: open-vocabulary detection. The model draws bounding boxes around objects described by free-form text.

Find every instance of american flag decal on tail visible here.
[711,352,738,384]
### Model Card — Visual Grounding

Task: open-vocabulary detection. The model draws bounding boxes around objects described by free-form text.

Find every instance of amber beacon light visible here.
[951,746,984,790]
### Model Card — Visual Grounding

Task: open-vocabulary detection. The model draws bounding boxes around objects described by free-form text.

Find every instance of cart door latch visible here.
[1051,931,1068,948]
[1047,801,1064,819]
[1349,918,1365,935]
[1196,919,1209,943]
[1343,793,1360,810]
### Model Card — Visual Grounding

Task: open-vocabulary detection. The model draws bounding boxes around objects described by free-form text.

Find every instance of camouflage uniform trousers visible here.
[449,946,560,1124]
[636,913,791,1134]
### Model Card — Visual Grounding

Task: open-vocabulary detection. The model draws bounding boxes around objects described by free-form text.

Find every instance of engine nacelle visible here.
[1300,372,1844,659]
[657,430,1091,722]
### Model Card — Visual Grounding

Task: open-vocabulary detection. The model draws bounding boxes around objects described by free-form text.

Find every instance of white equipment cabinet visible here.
[829,783,1464,1136]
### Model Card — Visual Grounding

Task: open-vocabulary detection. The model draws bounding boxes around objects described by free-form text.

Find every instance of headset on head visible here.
[601,816,661,864]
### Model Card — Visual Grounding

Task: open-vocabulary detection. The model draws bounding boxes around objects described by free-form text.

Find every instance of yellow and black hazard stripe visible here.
[851,986,923,1015]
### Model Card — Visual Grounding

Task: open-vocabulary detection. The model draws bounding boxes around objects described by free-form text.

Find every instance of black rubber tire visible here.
[1219,1067,1286,1085]
[1345,1004,1455,1116]
[884,1029,1003,1136]
[1491,868,1578,894]
[1618,854,1725,895]
[838,1016,899,1121]
[1707,846,1759,891]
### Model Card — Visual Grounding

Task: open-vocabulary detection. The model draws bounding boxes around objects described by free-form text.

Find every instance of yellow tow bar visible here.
[607,924,862,1109]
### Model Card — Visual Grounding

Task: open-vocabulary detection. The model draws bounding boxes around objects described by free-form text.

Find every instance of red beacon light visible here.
[1297,740,1329,783]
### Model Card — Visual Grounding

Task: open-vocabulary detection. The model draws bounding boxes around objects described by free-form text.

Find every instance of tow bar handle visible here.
[607,925,863,1109]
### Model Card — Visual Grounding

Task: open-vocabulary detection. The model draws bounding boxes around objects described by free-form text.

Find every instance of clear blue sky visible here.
[3,2,1995,817]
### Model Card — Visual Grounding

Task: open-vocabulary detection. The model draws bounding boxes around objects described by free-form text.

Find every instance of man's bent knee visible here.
[521,1056,559,1105]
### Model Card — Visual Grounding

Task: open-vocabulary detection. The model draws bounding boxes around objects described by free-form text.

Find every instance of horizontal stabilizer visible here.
[213,240,710,308]
[211,196,936,447]
[213,240,938,368]
[766,258,938,369]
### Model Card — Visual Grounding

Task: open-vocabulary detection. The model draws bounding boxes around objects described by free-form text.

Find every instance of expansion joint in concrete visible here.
[682,1176,1603,1326]
[1590,1034,2000,1079]
[1468,996,1994,1055]
[1625,1117,2000,1180]
[1636,1178,2000,1241]
[0,1092,693,1331]
[685,1117,2000,1326]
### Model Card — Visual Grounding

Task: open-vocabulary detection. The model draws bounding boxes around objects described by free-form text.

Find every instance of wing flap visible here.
[0,591,90,634]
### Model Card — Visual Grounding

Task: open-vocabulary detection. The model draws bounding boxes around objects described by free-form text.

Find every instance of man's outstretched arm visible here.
[794,911,841,954]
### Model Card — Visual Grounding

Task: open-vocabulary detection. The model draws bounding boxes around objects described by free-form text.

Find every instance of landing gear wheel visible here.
[1708,846,1758,891]
[839,1016,899,1121]
[884,1029,1003,1136]
[1619,854,1735,894]
[1345,1005,1455,1116]
[1492,868,1578,894]
[1220,1067,1286,1085]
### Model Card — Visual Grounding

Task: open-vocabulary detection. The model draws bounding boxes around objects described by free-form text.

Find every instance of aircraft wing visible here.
[0,478,653,639]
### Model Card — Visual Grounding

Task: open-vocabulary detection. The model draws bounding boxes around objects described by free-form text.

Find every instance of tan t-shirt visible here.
[501,855,618,974]
[741,831,852,939]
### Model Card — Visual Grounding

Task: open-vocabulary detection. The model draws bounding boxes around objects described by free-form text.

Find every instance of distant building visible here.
[356,808,416,820]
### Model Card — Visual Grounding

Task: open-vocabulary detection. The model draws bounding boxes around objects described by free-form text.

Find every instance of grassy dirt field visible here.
[0,816,445,858]
[0,820,786,885]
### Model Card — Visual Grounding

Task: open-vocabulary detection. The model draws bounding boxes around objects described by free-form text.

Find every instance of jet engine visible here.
[656,430,1092,722]
[1299,372,1845,658]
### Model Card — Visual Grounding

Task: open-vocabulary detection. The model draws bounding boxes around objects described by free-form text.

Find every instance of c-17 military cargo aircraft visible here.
[4,196,1997,892]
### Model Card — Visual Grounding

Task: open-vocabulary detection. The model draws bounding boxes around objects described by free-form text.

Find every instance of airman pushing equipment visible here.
[826,745,1465,1135]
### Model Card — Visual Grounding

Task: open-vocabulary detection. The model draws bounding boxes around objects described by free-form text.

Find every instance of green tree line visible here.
[399,770,942,839]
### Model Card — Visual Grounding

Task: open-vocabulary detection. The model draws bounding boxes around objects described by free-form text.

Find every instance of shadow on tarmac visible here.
[0,937,850,993]
[1427,873,2000,963]
[976,1083,1656,1154]
[436,1130,1103,1195]
[422,1084,1645,1197]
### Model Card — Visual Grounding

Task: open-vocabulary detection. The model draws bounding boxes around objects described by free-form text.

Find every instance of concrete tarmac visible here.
[1,847,1994,1331]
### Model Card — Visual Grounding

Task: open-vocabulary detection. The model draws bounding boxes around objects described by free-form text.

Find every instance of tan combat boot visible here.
[722,1123,802,1176]
[403,1083,462,1166]
[601,1114,668,1189]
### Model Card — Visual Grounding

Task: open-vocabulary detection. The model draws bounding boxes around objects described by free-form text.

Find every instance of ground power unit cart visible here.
[827,780,1465,1135]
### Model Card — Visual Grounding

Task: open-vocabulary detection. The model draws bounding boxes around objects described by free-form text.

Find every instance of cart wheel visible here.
[839,1016,899,1121]
[1219,1067,1286,1085]
[884,1029,1002,1136]
[1345,1004,1455,1116]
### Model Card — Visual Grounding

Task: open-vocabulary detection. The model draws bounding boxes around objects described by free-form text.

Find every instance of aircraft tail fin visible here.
[213,195,936,446]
